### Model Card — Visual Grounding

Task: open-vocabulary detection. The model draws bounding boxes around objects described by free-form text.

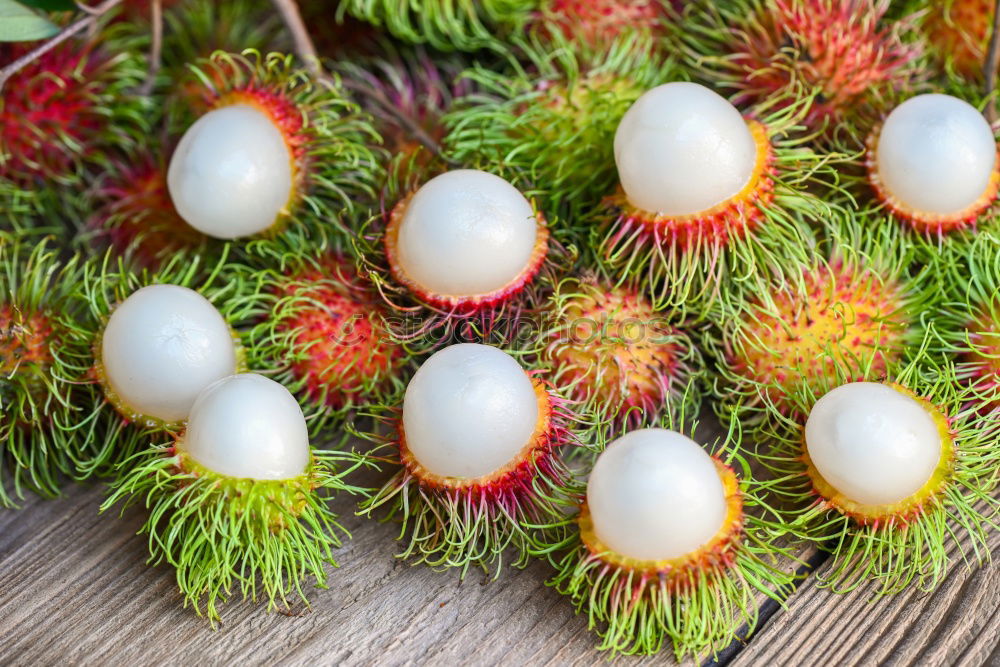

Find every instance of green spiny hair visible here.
[334,0,537,52]
[593,90,845,316]
[55,246,246,479]
[221,246,411,435]
[707,209,940,434]
[443,31,681,227]
[0,235,98,506]
[170,50,383,252]
[530,401,798,659]
[351,378,585,576]
[102,438,371,625]
[756,332,1000,595]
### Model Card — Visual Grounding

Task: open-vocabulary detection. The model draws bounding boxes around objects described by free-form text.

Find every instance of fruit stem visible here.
[984,0,1000,122]
[0,0,124,93]
[270,0,323,79]
[138,0,162,97]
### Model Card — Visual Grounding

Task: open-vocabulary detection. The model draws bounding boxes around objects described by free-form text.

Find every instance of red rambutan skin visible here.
[384,191,551,314]
[276,260,402,410]
[0,42,107,184]
[727,261,908,411]
[926,0,993,76]
[606,119,775,251]
[546,284,684,421]
[964,313,1000,407]
[0,306,53,376]
[541,0,666,46]
[90,155,203,266]
[397,377,574,509]
[726,0,920,131]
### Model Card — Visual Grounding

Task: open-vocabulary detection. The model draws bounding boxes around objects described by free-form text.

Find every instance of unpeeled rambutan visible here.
[680,0,923,136]
[924,0,993,77]
[534,0,668,48]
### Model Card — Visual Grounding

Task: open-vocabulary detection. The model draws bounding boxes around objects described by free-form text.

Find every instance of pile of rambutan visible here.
[3,0,1000,660]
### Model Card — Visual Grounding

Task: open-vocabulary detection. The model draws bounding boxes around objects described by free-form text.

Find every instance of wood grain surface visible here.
[1,443,999,666]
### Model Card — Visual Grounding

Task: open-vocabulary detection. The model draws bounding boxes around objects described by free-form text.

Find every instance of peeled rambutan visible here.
[542,276,703,424]
[228,251,406,429]
[681,0,922,135]
[0,39,145,186]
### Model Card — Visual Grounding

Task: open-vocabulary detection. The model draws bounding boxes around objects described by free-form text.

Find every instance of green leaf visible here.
[16,0,77,11]
[0,0,60,42]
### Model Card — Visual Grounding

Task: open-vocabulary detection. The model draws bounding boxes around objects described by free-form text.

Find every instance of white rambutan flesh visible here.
[805,382,941,507]
[181,373,310,480]
[101,284,238,423]
[167,104,293,239]
[613,82,759,216]
[875,94,996,217]
[402,343,539,479]
[587,428,727,562]
[395,170,539,296]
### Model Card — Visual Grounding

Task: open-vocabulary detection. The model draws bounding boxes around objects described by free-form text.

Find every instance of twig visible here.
[984,0,1000,123]
[270,0,322,78]
[139,0,163,96]
[341,78,445,159]
[0,0,124,93]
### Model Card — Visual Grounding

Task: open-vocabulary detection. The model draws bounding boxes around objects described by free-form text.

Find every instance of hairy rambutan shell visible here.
[805,382,943,507]
[391,170,540,297]
[586,429,728,562]
[100,285,238,424]
[614,82,759,216]
[179,373,310,480]
[541,0,665,46]
[402,343,540,480]
[870,94,998,221]
[0,307,53,378]
[167,104,294,239]
[926,0,993,76]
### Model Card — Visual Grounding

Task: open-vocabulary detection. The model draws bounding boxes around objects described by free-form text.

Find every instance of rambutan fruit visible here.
[358,167,558,343]
[87,151,206,267]
[225,249,407,432]
[356,343,581,573]
[334,44,472,172]
[103,373,370,624]
[923,0,993,77]
[0,235,97,506]
[444,33,678,223]
[166,51,379,243]
[57,249,246,477]
[532,418,795,658]
[761,339,1000,594]
[680,0,923,136]
[711,215,934,429]
[0,36,147,186]
[334,0,536,52]
[541,275,704,426]
[596,81,832,313]
[534,0,668,48]
[864,93,999,236]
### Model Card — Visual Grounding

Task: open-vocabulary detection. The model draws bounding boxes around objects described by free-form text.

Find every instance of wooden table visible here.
[2,454,999,666]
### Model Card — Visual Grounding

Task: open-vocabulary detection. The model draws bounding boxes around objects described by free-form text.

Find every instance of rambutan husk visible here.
[931,229,1000,409]
[443,31,678,224]
[0,235,107,506]
[355,374,584,574]
[223,247,410,434]
[529,411,796,659]
[595,97,836,315]
[355,161,569,348]
[335,0,535,52]
[0,29,150,187]
[921,0,994,78]
[677,0,924,140]
[171,50,382,247]
[758,340,1000,595]
[540,274,706,429]
[709,214,936,432]
[864,122,1000,236]
[534,0,668,48]
[334,43,472,174]
[101,435,371,625]
[56,247,246,478]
